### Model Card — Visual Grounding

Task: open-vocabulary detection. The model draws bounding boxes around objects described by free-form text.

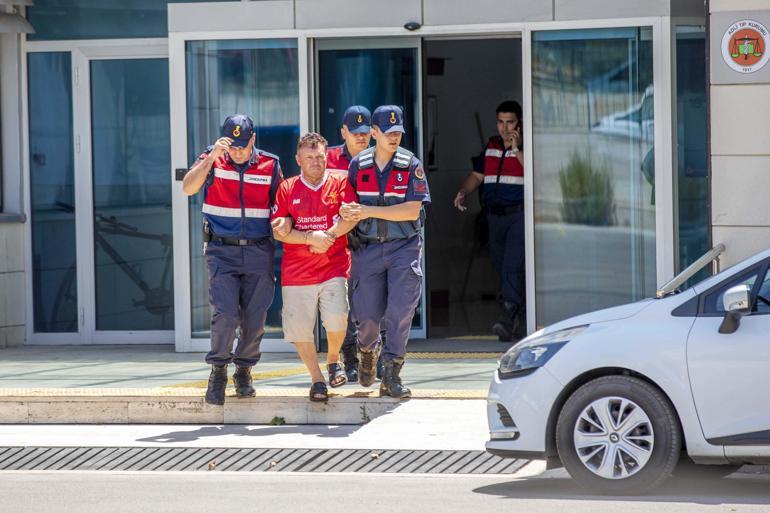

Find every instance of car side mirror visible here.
[718,284,751,334]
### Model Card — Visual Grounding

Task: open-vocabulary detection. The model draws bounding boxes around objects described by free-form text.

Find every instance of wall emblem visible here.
[722,20,770,74]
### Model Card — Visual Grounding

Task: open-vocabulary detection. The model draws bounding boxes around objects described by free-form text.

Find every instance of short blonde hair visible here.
[296,132,328,153]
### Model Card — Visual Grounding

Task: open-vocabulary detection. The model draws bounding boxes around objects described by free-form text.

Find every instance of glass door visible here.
[315,37,426,339]
[27,45,173,344]
[89,57,174,338]
[170,34,305,352]
[528,25,663,328]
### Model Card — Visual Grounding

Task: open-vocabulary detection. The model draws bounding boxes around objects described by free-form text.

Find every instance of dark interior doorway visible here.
[422,37,523,341]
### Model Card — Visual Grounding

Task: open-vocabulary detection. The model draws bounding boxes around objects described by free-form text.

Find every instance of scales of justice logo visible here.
[721,19,770,74]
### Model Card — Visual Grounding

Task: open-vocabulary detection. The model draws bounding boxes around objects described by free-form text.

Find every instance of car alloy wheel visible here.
[555,375,681,494]
[573,396,654,479]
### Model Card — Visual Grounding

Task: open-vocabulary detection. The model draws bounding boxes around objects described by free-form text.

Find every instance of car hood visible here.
[542,298,655,334]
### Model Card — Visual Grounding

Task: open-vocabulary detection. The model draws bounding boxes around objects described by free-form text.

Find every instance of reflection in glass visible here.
[533,28,655,326]
[317,45,422,329]
[91,59,173,330]
[676,27,710,286]
[28,52,78,333]
[186,39,300,338]
[27,0,222,41]
[318,47,419,152]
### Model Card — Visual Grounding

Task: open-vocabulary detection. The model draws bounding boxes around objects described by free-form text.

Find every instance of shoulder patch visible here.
[357,147,375,169]
[393,147,414,169]
[258,149,280,161]
[414,166,425,180]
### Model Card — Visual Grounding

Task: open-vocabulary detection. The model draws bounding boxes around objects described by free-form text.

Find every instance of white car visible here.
[486,246,770,494]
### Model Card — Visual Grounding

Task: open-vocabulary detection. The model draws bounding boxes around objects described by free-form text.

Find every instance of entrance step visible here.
[0,388,487,425]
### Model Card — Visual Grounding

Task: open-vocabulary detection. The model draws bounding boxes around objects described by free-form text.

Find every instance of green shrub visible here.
[559,150,616,226]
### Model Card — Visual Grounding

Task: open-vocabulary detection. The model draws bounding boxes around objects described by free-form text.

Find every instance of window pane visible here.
[533,27,655,326]
[676,27,710,286]
[753,270,770,314]
[91,58,173,331]
[186,39,300,338]
[27,0,220,41]
[28,52,77,332]
[318,47,419,152]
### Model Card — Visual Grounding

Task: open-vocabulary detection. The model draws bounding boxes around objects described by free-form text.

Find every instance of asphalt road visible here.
[2,469,770,513]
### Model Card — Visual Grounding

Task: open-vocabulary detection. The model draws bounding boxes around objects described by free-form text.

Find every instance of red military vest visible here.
[201,150,281,239]
[482,136,524,206]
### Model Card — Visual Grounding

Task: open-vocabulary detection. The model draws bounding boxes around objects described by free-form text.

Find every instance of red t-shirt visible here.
[272,173,358,286]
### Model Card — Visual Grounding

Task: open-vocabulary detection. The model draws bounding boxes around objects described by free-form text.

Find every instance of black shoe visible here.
[205,365,228,405]
[379,358,411,399]
[233,365,256,398]
[492,301,519,342]
[341,343,359,383]
[358,348,379,388]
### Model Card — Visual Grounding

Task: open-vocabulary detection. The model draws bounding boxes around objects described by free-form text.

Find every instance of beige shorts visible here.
[281,277,349,343]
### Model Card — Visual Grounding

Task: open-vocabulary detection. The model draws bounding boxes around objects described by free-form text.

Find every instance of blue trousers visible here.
[204,240,275,367]
[487,210,525,308]
[351,236,422,361]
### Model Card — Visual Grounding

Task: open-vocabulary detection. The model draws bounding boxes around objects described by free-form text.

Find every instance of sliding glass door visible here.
[531,27,656,326]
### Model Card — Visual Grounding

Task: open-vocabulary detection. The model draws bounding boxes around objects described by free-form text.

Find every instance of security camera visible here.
[404,21,422,31]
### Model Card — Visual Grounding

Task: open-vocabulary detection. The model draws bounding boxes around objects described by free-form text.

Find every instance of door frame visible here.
[23,38,174,345]
[521,17,675,331]
[168,30,311,353]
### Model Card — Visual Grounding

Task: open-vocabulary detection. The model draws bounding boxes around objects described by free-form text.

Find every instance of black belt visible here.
[358,233,419,246]
[210,235,266,246]
[488,203,523,215]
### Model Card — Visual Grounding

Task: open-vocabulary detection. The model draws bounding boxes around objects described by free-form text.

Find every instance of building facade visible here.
[0,0,762,352]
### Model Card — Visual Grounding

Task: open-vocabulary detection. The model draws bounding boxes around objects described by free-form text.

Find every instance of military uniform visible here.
[347,106,430,397]
[195,115,282,404]
[475,135,525,339]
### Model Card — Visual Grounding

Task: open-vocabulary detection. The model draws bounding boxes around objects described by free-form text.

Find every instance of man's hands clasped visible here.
[339,202,368,222]
[306,230,336,254]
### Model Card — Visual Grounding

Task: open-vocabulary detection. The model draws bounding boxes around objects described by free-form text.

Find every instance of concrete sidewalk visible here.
[0,399,490,450]
[0,345,501,425]
[0,344,500,390]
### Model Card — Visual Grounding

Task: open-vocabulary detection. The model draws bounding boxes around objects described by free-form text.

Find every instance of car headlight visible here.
[498,325,587,379]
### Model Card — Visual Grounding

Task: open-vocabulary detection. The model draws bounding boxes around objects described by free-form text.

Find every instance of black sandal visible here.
[309,381,328,402]
[327,362,348,388]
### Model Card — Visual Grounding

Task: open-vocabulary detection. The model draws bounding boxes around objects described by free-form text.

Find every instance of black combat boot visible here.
[205,365,228,406]
[376,331,386,379]
[341,343,359,383]
[358,347,379,388]
[492,301,519,342]
[379,358,411,399]
[233,365,256,398]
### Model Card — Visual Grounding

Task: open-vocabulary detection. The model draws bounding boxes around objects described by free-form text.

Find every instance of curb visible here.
[0,388,487,425]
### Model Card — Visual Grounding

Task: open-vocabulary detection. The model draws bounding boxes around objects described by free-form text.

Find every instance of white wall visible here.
[709,1,770,267]
[0,31,26,348]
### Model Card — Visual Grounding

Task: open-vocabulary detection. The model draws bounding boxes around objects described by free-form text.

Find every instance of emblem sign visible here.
[233,125,241,137]
[721,19,770,74]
